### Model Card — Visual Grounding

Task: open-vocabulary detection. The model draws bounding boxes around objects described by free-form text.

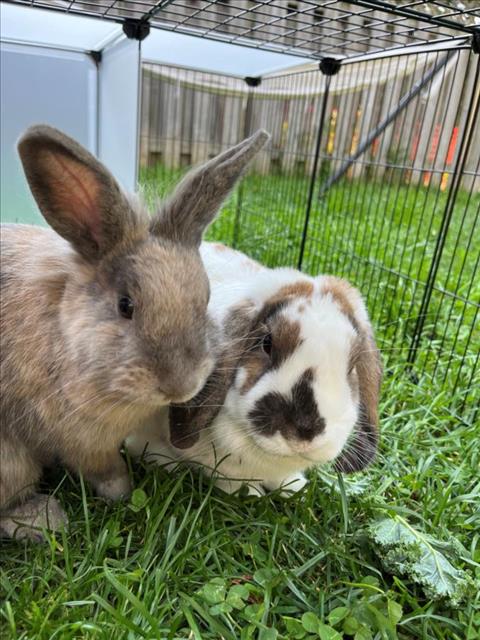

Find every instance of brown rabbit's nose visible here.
[163,391,199,404]
[157,375,204,404]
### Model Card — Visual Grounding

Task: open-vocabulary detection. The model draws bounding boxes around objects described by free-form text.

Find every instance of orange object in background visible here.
[423,123,441,187]
[440,126,459,191]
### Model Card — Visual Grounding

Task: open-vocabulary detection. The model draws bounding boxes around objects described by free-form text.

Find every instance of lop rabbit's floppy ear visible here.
[335,323,382,473]
[151,130,270,247]
[18,125,136,261]
[169,302,256,449]
[319,277,382,473]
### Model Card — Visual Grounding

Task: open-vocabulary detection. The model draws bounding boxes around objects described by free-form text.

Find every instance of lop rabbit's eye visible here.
[118,296,134,319]
[262,333,273,356]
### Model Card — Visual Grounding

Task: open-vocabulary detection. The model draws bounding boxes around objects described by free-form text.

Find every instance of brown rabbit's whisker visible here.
[5,376,115,428]
[170,404,228,411]
[56,391,122,425]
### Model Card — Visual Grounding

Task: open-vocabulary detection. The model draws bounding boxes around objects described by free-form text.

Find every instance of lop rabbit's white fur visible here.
[128,242,382,495]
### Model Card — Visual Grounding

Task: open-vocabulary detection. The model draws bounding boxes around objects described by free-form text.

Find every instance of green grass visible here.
[1,169,479,639]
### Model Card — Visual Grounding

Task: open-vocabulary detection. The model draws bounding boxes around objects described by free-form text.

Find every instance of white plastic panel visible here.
[0,42,97,225]
[142,29,310,77]
[0,3,121,51]
[98,36,141,193]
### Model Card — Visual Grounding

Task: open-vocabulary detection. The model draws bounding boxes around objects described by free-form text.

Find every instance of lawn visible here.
[1,168,478,640]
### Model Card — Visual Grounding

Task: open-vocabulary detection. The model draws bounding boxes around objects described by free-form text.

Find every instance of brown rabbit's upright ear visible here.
[335,324,382,473]
[169,301,256,449]
[151,130,270,247]
[17,125,136,261]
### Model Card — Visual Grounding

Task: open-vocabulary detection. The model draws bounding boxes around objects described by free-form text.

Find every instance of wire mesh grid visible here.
[140,47,479,422]
[5,0,479,60]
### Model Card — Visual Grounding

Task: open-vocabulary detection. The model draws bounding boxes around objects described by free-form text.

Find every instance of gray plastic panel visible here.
[0,42,97,225]
[98,36,141,194]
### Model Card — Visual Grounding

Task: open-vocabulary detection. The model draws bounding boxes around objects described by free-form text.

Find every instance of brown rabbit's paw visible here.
[93,473,132,502]
[0,494,68,542]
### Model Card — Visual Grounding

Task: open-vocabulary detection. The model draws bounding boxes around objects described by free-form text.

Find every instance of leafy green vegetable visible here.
[369,515,474,605]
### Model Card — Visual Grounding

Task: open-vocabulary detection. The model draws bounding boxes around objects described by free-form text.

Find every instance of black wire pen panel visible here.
[4,1,479,61]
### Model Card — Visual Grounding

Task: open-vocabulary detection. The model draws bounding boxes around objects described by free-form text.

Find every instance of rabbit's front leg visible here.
[0,433,67,541]
[73,450,132,502]
[0,494,68,541]
[264,473,307,496]
[215,478,266,496]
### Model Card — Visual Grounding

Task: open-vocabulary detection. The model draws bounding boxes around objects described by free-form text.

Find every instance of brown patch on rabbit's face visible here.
[240,307,302,394]
[62,238,215,407]
[253,281,313,326]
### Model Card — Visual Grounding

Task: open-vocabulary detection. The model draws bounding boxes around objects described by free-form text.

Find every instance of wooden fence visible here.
[140,48,479,192]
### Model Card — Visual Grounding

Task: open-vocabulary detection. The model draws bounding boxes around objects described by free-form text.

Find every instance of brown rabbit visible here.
[0,125,269,540]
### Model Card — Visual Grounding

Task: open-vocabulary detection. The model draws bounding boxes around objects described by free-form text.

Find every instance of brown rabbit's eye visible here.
[261,333,273,356]
[118,296,134,319]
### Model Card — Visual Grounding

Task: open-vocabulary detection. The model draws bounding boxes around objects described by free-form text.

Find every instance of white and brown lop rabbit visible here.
[0,125,269,538]
[128,242,382,495]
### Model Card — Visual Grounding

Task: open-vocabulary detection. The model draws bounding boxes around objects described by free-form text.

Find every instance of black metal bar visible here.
[297,58,341,270]
[136,0,178,25]
[3,0,477,64]
[318,50,454,197]
[407,56,480,365]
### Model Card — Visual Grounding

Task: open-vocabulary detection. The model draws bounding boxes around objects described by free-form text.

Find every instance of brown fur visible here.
[240,315,301,394]
[0,125,269,539]
[272,318,302,367]
[240,351,269,394]
[253,280,313,330]
[321,277,360,332]
[276,281,314,300]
